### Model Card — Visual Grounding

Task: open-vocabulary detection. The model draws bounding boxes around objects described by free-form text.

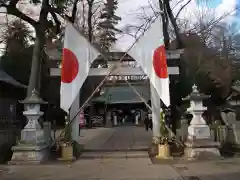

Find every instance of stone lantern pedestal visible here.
[183,85,220,160]
[9,90,49,164]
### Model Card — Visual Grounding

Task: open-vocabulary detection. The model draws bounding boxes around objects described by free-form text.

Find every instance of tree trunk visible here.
[87,3,93,42]
[162,0,184,134]
[71,0,79,23]
[159,0,170,49]
[27,32,44,97]
[164,0,184,48]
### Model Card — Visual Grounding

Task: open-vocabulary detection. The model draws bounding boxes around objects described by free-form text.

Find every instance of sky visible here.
[0,0,239,53]
[196,0,222,8]
[113,0,238,51]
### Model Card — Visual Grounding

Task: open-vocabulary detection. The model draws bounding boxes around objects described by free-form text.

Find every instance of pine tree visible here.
[0,20,33,85]
[1,0,78,97]
[2,20,33,54]
[97,0,121,51]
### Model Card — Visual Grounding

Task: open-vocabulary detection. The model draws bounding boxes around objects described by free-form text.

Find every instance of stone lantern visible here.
[183,85,220,160]
[10,89,49,164]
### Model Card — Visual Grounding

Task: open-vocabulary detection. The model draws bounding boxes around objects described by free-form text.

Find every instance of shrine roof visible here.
[0,70,27,88]
[92,85,150,104]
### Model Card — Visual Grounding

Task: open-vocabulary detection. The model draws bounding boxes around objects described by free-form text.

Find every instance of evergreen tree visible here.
[97,0,121,52]
[1,0,78,97]
[0,20,33,85]
[0,19,50,101]
[3,20,33,53]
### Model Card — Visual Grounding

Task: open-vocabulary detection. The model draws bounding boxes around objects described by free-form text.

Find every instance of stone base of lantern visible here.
[184,138,221,160]
[9,144,49,165]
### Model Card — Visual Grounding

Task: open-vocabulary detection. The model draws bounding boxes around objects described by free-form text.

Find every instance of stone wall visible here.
[0,128,21,163]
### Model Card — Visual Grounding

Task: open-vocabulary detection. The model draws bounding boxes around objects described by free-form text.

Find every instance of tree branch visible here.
[189,9,236,36]
[49,12,61,34]
[9,0,20,6]
[70,0,79,23]
[172,0,184,10]
[164,0,184,48]
[38,0,49,32]
[1,4,38,29]
[160,0,170,49]
[175,0,192,20]
[92,4,101,15]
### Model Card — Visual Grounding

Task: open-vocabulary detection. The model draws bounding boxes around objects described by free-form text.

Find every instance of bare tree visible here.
[121,0,193,48]
[74,0,104,43]
[121,5,155,39]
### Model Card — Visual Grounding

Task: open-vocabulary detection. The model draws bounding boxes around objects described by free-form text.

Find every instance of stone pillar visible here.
[180,116,188,142]
[221,109,236,128]
[70,92,80,142]
[105,111,112,128]
[10,90,49,164]
[113,115,118,126]
[150,84,161,142]
[221,109,240,150]
[43,122,52,146]
[140,110,145,124]
[112,111,117,126]
[122,116,126,124]
[135,115,139,125]
[184,85,220,160]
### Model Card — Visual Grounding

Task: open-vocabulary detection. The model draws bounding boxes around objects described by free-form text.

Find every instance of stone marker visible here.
[43,122,52,146]
[180,116,188,142]
[221,109,240,149]
[105,111,112,128]
[221,109,236,126]
[232,122,240,149]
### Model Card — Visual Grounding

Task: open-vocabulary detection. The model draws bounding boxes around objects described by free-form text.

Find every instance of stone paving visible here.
[80,126,152,159]
[82,126,152,150]
[1,126,240,180]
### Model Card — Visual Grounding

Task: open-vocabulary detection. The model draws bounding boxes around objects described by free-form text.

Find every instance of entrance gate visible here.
[50,49,183,142]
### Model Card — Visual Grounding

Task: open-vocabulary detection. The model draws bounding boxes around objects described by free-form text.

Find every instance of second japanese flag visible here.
[128,16,170,107]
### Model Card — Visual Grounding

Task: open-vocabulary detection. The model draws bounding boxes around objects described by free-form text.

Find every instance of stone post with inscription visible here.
[105,111,112,128]
[113,115,118,126]
[135,114,139,125]
[221,108,240,150]
[183,85,220,160]
[9,90,49,164]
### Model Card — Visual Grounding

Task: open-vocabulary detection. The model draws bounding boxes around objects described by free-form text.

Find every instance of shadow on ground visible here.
[171,172,240,180]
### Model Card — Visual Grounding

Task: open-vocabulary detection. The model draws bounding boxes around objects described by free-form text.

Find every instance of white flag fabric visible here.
[128,16,170,107]
[60,22,100,112]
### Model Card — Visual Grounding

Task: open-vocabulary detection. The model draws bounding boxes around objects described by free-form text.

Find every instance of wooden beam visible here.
[49,49,184,61]
[50,67,180,77]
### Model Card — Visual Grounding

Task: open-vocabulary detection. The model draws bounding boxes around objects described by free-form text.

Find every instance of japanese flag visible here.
[128,16,170,107]
[60,21,100,112]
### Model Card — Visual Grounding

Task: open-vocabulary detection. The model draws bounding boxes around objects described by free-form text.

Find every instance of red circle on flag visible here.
[153,45,168,78]
[61,48,79,83]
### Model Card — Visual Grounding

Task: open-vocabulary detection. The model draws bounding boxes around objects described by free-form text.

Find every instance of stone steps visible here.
[80,151,149,159]
[83,147,148,152]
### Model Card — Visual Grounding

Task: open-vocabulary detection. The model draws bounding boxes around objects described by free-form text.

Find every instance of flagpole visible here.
[149,0,165,144]
[150,83,161,143]
[60,95,80,143]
